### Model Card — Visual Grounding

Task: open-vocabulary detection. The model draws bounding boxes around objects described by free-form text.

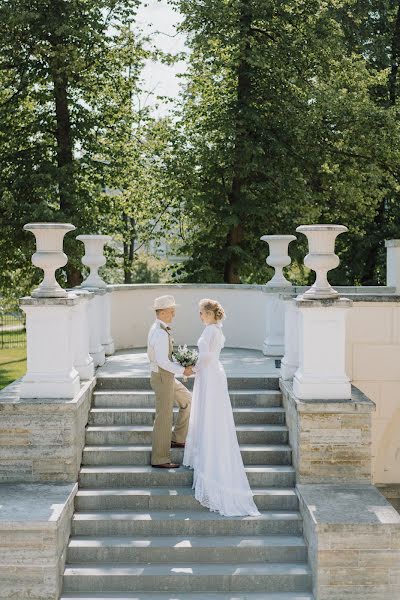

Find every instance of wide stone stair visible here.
[60,374,314,600]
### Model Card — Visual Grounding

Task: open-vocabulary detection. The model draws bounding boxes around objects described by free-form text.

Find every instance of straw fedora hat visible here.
[151,294,179,310]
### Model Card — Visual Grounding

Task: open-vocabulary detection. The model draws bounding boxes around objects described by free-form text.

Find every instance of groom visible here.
[147,295,193,469]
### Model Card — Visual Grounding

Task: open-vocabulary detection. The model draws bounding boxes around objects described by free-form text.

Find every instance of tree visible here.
[0,0,140,295]
[169,0,400,284]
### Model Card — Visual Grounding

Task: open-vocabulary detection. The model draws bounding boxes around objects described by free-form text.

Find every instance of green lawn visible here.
[0,346,27,389]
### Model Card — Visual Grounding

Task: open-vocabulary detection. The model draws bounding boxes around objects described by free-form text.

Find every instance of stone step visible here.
[60,592,314,600]
[85,425,289,446]
[87,407,286,426]
[78,465,296,489]
[66,534,308,564]
[71,510,303,537]
[93,390,283,408]
[75,487,299,512]
[60,593,314,600]
[94,376,280,392]
[62,562,312,593]
[82,445,292,466]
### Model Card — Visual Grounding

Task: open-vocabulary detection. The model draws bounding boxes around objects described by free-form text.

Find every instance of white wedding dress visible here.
[183,322,260,517]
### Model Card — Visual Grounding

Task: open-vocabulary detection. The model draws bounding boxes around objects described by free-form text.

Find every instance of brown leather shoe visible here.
[171,441,185,448]
[151,462,180,469]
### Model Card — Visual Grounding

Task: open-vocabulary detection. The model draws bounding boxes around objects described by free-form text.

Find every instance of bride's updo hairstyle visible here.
[199,298,226,321]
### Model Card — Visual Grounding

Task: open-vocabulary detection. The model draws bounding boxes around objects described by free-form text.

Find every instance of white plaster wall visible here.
[345,302,400,485]
[109,284,267,351]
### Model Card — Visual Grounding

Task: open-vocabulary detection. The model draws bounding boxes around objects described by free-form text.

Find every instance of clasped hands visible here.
[183,366,195,377]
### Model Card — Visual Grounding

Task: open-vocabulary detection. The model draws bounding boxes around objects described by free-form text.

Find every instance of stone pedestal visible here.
[297,483,400,600]
[68,289,95,380]
[19,295,81,399]
[385,239,400,292]
[262,289,290,356]
[86,288,106,367]
[280,296,299,380]
[293,296,352,400]
[101,288,115,355]
[280,379,375,484]
[0,483,77,600]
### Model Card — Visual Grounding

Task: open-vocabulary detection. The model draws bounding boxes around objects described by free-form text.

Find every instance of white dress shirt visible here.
[147,319,185,376]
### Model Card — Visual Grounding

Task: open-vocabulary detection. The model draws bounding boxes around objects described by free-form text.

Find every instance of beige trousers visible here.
[150,367,192,465]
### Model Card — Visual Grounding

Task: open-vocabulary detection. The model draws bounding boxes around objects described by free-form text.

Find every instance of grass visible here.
[0,346,27,389]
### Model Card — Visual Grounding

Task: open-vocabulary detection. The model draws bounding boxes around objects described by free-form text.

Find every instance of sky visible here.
[135,0,187,117]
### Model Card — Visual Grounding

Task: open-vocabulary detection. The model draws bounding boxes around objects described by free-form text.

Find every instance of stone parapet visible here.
[280,379,375,483]
[0,378,95,483]
[0,482,76,600]
[297,483,400,599]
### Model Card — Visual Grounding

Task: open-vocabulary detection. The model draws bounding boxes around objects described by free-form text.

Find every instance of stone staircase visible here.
[60,374,314,600]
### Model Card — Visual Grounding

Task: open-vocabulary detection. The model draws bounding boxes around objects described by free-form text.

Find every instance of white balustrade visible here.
[68,289,95,379]
[87,288,106,366]
[260,234,296,356]
[280,296,300,380]
[77,234,115,357]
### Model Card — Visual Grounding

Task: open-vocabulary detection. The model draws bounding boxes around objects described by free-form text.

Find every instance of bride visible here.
[183,298,260,517]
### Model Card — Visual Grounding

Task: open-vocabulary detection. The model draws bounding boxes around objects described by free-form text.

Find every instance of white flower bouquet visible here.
[172,344,198,381]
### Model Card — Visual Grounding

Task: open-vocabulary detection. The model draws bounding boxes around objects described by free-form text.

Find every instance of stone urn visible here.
[77,234,112,288]
[296,224,348,299]
[260,235,297,286]
[23,222,75,297]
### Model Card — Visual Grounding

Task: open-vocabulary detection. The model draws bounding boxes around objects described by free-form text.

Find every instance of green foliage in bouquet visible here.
[172,345,198,368]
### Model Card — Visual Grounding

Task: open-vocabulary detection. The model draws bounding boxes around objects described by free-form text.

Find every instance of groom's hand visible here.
[183,366,193,377]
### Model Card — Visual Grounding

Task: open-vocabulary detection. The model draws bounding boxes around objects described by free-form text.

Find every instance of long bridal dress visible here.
[183,322,260,517]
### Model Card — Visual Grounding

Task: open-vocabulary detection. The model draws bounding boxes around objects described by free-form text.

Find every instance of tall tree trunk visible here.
[50,0,81,286]
[223,2,252,283]
[123,213,135,283]
[388,2,400,106]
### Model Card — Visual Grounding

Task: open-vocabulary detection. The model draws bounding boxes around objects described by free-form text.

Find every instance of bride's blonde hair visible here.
[199,298,225,321]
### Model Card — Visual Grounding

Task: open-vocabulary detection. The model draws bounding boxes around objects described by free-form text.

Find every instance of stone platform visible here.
[96,347,280,379]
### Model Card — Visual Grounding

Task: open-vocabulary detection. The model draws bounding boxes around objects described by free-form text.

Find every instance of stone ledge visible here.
[0,482,76,600]
[297,483,400,600]
[19,294,81,306]
[280,379,376,414]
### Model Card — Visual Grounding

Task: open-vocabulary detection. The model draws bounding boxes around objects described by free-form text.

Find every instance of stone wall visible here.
[297,483,400,600]
[0,483,76,600]
[280,379,375,484]
[345,300,400,484]
[0,379,95,482]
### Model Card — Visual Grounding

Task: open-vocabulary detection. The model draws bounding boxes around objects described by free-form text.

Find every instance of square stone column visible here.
[68,289,95,380]
[19,294,81,399]
[385,239,400,292]
[293,296,352,400]
[85,287,106,367]
[262,287,294,356]
[280,296,299,380]
[102,288,115,355]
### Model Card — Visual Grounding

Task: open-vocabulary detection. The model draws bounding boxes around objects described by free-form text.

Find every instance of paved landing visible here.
[97,348,279,380]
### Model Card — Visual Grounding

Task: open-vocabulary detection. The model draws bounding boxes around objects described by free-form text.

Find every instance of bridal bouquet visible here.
[172,345,198,381]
